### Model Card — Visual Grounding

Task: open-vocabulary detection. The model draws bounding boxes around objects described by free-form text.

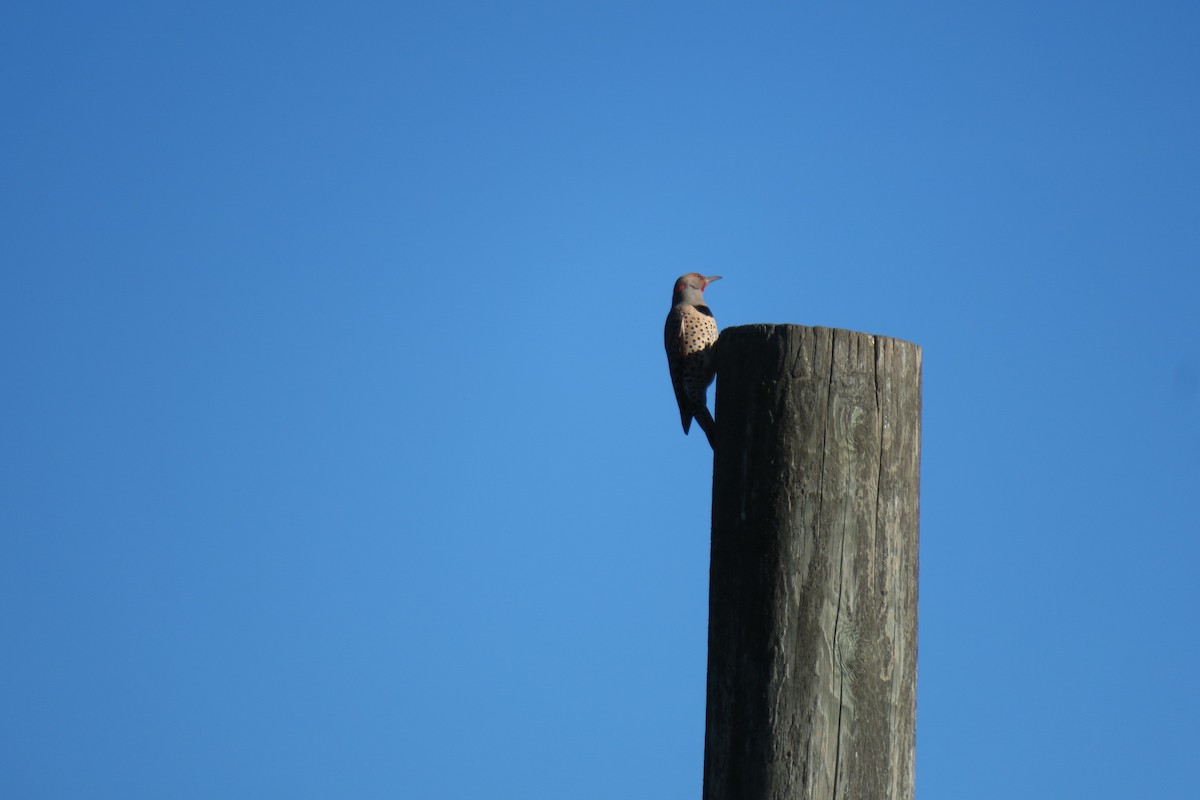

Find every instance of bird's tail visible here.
[693,406,716,449]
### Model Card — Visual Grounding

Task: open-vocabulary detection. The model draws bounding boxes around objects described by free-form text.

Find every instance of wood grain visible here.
[703,325,921,800]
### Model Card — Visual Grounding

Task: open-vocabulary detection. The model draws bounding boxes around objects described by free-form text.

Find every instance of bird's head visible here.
[672,273,721,305]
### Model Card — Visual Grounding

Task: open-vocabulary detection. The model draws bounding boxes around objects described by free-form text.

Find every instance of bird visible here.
[664,273,721,448]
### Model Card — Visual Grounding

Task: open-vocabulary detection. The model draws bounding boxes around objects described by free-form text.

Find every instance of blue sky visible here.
[3,2,1198,797]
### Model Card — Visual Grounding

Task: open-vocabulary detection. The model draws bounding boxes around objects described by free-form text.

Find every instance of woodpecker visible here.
[664,273,721,448]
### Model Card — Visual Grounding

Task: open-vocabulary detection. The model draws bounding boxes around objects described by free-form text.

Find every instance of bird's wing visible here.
[664,311,693,434]
[664,309,683,353]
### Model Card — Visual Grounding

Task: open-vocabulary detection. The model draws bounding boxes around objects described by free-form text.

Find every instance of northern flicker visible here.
[664,273,721,448]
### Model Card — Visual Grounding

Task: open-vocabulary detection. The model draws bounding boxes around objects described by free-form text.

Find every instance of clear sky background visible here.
[3,2,1198,798]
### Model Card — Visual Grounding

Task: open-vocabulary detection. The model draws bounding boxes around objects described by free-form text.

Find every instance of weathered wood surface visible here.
[703,324,921,800]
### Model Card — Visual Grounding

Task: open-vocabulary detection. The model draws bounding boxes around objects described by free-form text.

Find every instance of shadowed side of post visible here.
[703,324,921,800]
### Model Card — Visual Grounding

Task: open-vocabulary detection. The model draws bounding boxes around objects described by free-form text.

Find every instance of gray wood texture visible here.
[703,325,921,800]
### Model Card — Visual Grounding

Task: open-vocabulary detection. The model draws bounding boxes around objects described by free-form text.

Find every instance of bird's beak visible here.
[704,275,722,287]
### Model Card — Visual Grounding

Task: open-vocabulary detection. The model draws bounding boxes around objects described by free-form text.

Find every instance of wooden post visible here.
[703,325,921,800]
